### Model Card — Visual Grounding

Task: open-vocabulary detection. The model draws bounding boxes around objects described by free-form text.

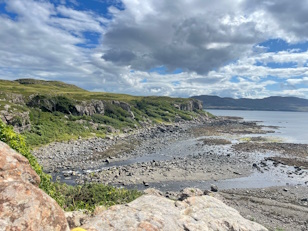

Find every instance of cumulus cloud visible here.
[243,0,308,42]
[101,0,269,74]
[0,0,308,99]
[0,0,106,81]
[101,0,308,75]
[287,77,308,86]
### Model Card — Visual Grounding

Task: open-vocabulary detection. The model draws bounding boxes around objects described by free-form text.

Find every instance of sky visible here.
[0,0,308,99]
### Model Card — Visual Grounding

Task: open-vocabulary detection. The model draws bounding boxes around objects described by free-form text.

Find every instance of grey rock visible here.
[81,194,268,231]
[211,184,218,192]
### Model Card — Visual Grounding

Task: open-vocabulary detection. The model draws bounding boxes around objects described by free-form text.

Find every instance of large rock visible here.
[112,101,135,118]
[0,181,70,231]
[81,194,268,231]
[0,141,40,185]
[0,110,31,133]
[0,141,70,231]
[75,100,105,116]
[174,99,203,112]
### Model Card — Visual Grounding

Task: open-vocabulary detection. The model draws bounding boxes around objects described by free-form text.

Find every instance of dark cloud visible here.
[243,0,308,41]
[100,0,275,74]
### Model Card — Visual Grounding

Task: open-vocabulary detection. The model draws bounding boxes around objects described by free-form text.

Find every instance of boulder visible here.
[211,184,219,192]
[0,141,70,231]
[65,210,90,229]
[179,187,204,200]
[81,194,268,231]
[0,181,70,231]
[0,141,40,185]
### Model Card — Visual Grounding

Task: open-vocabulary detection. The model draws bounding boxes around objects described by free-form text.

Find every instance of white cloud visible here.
[0,0,308,99]
[287,77,308,86]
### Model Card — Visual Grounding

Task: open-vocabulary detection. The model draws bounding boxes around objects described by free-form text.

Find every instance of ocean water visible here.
[207,109,308,144]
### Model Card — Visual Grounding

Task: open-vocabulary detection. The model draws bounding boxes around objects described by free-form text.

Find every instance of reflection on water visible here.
[207,109,308,144]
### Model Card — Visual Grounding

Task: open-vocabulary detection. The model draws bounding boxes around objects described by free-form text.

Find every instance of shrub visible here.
[55,183,143,211]
[24,109,92,146]
[27,95,77,114]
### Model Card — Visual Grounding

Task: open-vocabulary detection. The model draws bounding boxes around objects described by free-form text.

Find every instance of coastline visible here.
[33,115,308,230]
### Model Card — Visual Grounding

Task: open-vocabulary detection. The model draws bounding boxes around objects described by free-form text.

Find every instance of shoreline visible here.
[33,115,308,230]
[33,115,308,189]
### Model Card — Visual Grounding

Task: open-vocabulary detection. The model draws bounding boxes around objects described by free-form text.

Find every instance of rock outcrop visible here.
[81,194,268,231]
[0,109,31,132]
[0,141,70,231]
[75,100,105,116]
[1,92,25,104]
[174,99,203,112]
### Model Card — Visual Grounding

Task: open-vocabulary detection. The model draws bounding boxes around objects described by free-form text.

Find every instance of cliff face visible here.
[0,140,268,231]
[174,98,203,111]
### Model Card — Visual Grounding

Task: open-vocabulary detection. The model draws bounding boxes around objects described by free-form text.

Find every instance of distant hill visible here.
[191,95,308,112]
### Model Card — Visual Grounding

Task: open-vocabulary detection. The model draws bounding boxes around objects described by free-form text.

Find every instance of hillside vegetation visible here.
[0,79,204,147]
[0,78,206,211]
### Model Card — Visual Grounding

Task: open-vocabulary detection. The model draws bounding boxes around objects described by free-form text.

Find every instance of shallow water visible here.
[123,163,308,192]
[54,110,308,190]
[207,109,308,144]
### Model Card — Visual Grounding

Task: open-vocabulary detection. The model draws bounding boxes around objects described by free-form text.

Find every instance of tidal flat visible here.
[33,116,308,230]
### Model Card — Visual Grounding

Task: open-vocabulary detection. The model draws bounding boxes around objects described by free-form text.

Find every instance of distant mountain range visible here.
[191,95,308,112]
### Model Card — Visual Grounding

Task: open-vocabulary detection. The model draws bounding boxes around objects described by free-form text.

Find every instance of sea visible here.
[207,109,308,144]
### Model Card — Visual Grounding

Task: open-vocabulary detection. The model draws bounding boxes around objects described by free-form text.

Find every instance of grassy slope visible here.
[0,79,206,211]
[0,79,204,147]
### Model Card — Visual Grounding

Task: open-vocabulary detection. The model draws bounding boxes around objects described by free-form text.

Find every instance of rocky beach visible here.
[32,115,308,231]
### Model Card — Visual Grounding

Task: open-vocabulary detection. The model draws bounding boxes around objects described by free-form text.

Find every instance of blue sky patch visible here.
[259,39,308,52]
[67,0,124,19]
[0,3,17,20]
[149,66,167,74]
[172,81,180,86]
[76,31,102,47]
[230,76,240,83]
[149,66,183,75]
[255,61,298,69]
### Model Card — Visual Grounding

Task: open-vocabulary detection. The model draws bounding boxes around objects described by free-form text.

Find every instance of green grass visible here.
[1,79,205,148]
[23,109,96,146]
[0,79,208,211]
[0,79,139,102]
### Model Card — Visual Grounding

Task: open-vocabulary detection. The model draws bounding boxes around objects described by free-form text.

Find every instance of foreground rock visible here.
[81,194,267,231]
[0,141,69,231]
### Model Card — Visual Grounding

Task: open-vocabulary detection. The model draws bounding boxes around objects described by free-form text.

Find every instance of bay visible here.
[207,109,308,144]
